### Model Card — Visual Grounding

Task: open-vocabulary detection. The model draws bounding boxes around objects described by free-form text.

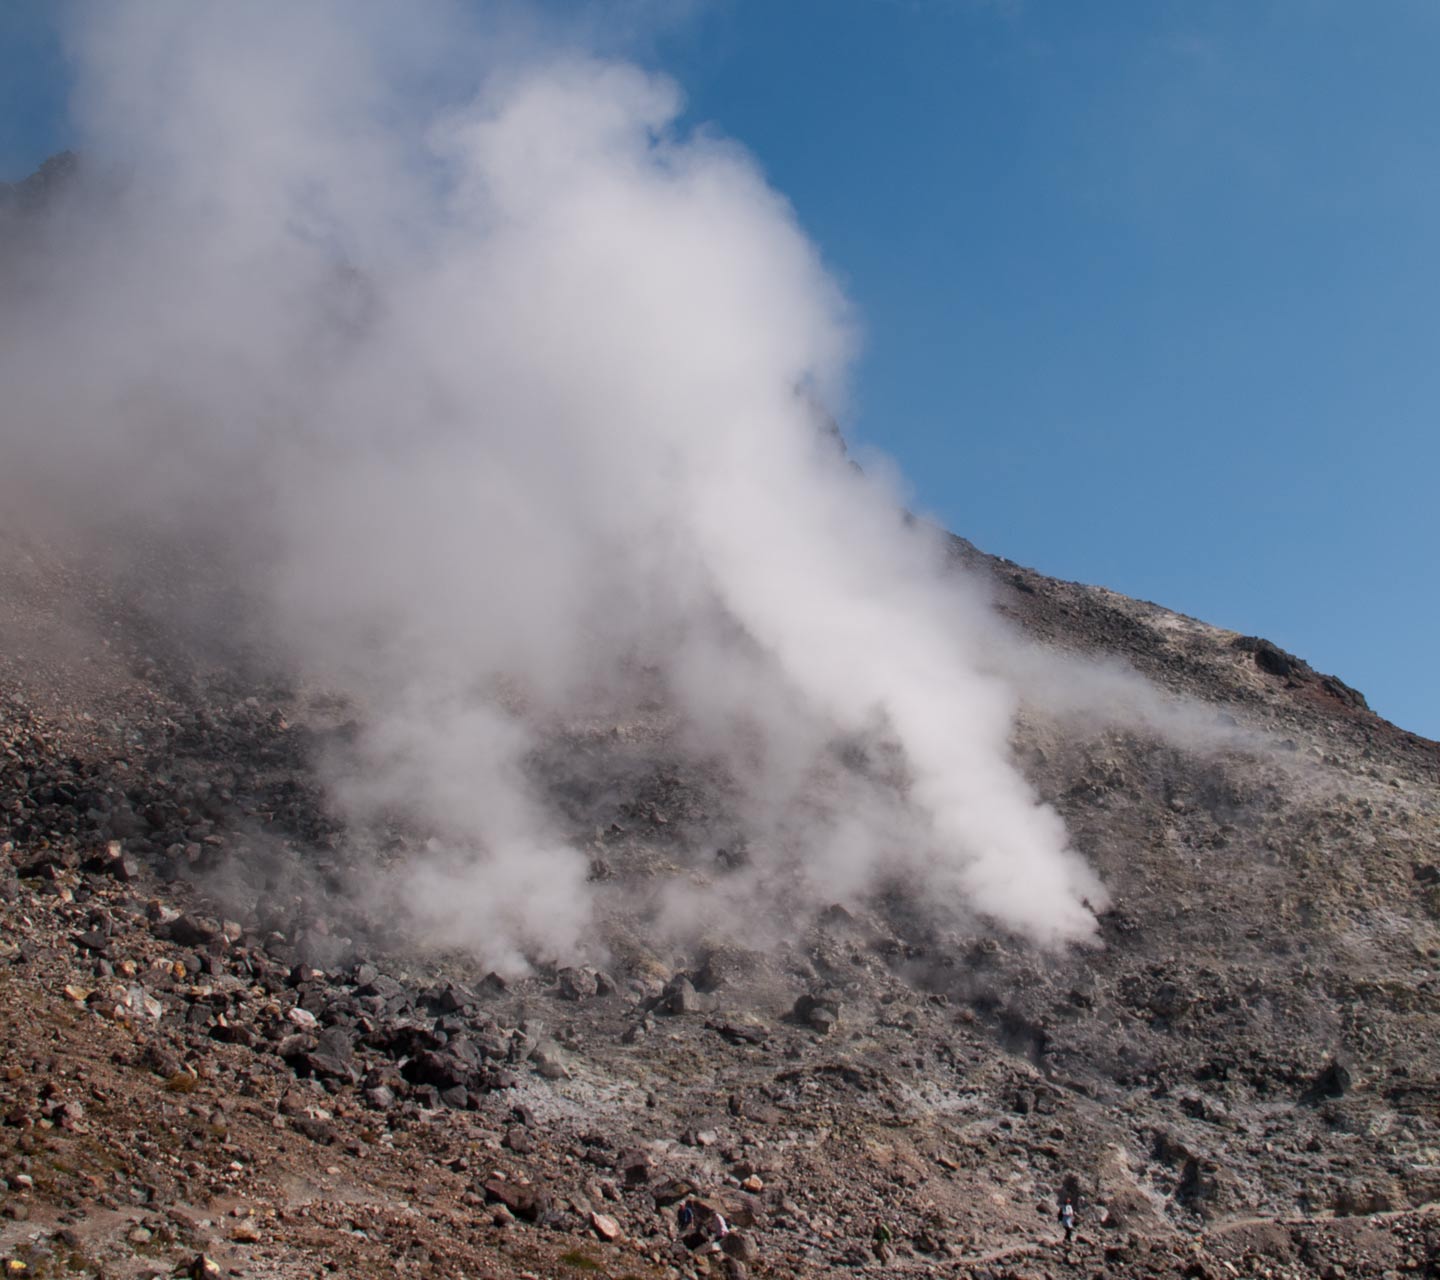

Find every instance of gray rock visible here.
[363,1084,395,1109]
[304,1027,357,1082]
[792,990,842,1034]
[557,966,599,1001]
[529,1039,572,1080]
[661,975,712,1015]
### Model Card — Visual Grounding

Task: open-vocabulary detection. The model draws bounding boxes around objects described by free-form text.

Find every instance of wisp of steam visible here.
[1,3,1110,969]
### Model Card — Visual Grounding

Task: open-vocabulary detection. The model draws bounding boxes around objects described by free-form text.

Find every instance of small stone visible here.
[436,983,475,1013]
[483,1177,552,1223]
[792,991,841,1034]
[721,1231,756,1263]
[291,1115,339,1145]
[529,1039,571,1080]
[363,1085,395,1110]
[167,914,222,948]
[590,1210,621,1241]
[650,1178,696,1206]
[275,1033,316,1060]
[85,844,141,881]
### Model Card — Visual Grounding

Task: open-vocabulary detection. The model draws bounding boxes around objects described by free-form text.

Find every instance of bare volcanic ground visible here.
[1,526,1439,1280]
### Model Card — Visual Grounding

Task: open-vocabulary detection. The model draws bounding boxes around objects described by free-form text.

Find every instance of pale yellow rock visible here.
[590,1210,622,1241]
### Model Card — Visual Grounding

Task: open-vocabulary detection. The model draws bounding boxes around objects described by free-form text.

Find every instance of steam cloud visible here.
[2,3,1113,968]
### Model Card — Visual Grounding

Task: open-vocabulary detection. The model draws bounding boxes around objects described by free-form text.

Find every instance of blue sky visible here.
[3,1,1437,739]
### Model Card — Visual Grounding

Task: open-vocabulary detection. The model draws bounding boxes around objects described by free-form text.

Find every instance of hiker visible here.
[677,1201,695,1233]
[871,1220,894,1262]
[1059,1199,1075,1244]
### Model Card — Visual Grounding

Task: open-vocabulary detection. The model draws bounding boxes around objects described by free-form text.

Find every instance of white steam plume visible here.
[1,3,1109,966]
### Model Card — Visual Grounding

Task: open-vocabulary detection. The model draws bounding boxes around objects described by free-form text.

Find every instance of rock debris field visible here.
[1,526,1439,1280]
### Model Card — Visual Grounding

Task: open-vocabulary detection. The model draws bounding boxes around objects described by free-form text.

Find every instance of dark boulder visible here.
[304,1027,358,1082]
[1303,1060,1352,1104]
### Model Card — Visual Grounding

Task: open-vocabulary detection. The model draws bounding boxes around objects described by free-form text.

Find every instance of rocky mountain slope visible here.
[1,515,1438,1280]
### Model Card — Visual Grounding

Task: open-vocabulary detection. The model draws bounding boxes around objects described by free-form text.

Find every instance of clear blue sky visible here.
[4,1,1437,739]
